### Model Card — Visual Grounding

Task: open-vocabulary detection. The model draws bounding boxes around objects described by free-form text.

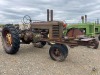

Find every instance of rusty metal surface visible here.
[78,38,94,41]
[20,9,99,49]
[30,21,63,41]
[66,28,84,38]
[31,21,63,26]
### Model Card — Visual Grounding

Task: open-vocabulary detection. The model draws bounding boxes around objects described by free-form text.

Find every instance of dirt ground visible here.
[0,35,100,75]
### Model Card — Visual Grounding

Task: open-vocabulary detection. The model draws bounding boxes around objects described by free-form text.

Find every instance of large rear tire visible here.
[49,44,68,62]
[2,25,20,54]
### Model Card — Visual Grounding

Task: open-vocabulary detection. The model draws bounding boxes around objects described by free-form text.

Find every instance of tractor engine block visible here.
[20,30,33,43]
[19,30,44,43]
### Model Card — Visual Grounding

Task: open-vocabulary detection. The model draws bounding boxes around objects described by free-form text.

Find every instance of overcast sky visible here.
[0,0,100,24]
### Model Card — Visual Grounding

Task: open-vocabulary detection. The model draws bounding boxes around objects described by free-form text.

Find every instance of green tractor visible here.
[64,15,100,39]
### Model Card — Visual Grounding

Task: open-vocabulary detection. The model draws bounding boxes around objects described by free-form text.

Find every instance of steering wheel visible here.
[22,15,32,24]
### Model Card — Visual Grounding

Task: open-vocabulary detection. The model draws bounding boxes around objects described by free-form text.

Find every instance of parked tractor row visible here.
[63,15,100,40]
[1,9,99,62]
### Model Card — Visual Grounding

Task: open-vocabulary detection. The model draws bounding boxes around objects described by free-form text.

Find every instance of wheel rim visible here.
[88,40,97,48]
[51,48,64,61]
[6,33,12,46]
[53,49,61,56]
[3,30,12,50]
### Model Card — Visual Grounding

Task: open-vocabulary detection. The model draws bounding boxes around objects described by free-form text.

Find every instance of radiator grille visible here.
[52,25,59,38]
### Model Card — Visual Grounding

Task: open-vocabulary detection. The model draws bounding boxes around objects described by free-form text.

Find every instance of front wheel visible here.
[49,44,68,62]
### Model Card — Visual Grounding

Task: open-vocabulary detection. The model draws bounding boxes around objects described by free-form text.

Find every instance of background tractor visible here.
[63,15,100,40]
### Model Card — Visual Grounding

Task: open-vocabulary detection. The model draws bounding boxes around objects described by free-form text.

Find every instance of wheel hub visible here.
[6,33,12,46]
[54,49,61,56]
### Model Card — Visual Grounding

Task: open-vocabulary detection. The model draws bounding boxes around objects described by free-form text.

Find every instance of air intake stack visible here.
[97,19,99,24]
[51,10,53,21]
[47,9,53,21]
[85,15,87,23]
[47,9,49,21]
[81,16,84,23]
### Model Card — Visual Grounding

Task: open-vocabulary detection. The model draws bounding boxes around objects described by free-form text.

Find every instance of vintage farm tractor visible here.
[65,28,99,48]
[1,9,99,62]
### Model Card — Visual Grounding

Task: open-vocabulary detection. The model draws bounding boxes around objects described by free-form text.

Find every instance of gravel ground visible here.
[0,35,100,75]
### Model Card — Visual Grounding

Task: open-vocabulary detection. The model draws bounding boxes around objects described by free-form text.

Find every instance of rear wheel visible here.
[98,35,100,40]
[49,44,68,62]
[2,25,20,54]
[34,41,46,48]
[87,39,99,49]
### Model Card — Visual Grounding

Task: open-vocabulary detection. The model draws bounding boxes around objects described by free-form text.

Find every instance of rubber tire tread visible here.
[2,25,20,54]
[49,44,67,62]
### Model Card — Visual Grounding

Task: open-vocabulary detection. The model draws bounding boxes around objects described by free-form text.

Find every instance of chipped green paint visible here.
[64,23,100,37]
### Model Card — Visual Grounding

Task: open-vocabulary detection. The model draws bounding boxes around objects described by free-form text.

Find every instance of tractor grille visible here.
[52,25,59,38]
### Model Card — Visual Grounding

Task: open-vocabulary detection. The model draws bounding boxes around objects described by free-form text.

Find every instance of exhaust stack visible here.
[47,9,53,21]
[81,16,84,23]
[97,19,99,24]
[51,10,53,21]
[85,15,87,23]
[47,9,49,21]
